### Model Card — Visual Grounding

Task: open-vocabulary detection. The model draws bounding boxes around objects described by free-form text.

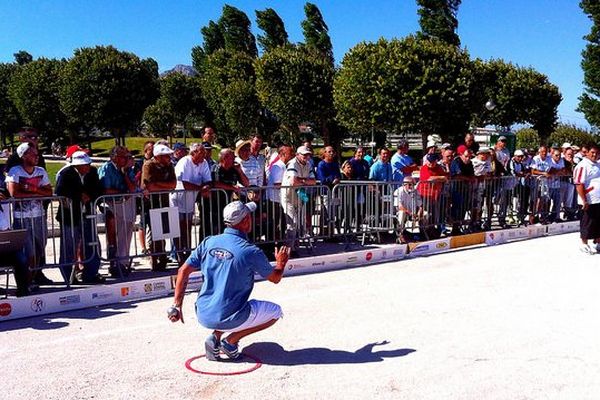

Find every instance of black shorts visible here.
[580,203,600,240]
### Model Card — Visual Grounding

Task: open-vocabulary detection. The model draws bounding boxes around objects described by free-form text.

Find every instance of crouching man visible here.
[169,201,290,361]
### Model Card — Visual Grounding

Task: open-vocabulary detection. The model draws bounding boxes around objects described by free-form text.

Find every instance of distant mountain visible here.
[160,64,197,78]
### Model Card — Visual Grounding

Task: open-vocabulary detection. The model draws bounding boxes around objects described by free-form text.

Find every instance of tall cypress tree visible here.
[301,2,334,64]
[191,20,224,74]
[578,0,600,128]
[256,8,289,53]
[220,5,258,57]
[416,0,461,47]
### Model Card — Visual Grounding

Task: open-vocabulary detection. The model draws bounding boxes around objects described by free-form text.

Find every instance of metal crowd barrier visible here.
[4,175,579,284]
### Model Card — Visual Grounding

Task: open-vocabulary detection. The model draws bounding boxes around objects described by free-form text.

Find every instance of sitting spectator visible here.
[369,147,393,181]
[98,146,137,277]
[347,147,370,180]
[391,139,418,182]
[55,151,104,283]
[6,143,54,285]
[393,176,423,242]
[141,143,177,271]
[171,143,212,265]
[281,146,316,256]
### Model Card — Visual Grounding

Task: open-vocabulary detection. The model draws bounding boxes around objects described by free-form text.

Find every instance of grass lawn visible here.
[44,160,66,186]
[88,137,161,157]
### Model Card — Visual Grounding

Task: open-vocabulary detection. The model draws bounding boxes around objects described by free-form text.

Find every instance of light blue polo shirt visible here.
[391,153,415,181]
[187,227,274,330]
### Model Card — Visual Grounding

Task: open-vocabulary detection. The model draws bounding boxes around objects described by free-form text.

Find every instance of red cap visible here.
[66,145,83,159]
[456,145,468,155]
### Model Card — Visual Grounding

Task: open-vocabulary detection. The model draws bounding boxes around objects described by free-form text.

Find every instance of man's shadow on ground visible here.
[242,341,415,366]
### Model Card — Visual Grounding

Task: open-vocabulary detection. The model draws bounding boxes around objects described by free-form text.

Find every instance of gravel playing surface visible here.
[3,232,600,400]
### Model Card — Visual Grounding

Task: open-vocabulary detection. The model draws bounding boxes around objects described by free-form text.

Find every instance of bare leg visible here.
[224,318,279,345]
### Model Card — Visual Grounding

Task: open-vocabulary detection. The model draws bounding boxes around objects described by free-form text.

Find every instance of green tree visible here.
[256,45,336,145]
[301,2,334,64]
[334,36,474,145]
[0,63,22,147]
[549,123,599,146]
[515,127,540,150]
[13,50,33,66]
[8,58,66,145]
[143,97,176,136]
[201,49,259,147]
[191,20,225,74]
[578,0,600,128]
[59,46,159,145]
[220,5,258,57]
[159,72,206,128]
[256,8,289,53]
[474,59,561,139]
[417,0,461,47]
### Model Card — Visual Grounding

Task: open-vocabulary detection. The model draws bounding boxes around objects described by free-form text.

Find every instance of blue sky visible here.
[0,0,592,129]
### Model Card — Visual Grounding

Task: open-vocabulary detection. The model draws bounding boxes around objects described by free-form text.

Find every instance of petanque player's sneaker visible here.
[204,334,221,361]
[219,339,240,360]
[579,243,596,255]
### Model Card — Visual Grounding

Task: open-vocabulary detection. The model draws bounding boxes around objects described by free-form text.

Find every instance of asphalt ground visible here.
[2,232,600,400]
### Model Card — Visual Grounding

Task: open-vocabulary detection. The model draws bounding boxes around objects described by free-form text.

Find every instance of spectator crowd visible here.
[1,127,600,298]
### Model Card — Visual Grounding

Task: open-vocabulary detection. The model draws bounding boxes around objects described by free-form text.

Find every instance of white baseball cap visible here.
[153,144,174,157]
[16,142,32,158]
[223,201,257,226]
[297,145,312,155]
[70,151,92,166]
[514,149,525,157]
[561,142,572,149]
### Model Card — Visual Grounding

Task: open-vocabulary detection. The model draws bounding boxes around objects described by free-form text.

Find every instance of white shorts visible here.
[226,300,283,333]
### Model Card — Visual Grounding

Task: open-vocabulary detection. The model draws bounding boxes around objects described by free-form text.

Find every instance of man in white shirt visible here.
[266,145,293,243]
[6,143,53,285]
[530,145,554,223]
[393,176,423,240]
[573,144,600,254]
[280,146,316,256]
[171,143,212,264]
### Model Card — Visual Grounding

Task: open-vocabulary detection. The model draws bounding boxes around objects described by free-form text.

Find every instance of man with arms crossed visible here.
[169,201,290,361]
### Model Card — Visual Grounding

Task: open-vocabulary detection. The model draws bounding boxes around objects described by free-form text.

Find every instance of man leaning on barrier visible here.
[141,144,177,271]
[6,143,53,286]
[98,146,138,277]
[169,200,290,361]
[55,151,104,284]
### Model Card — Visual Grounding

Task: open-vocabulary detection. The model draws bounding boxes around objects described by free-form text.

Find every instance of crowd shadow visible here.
[242,340,415,366]
[0,301,138,332]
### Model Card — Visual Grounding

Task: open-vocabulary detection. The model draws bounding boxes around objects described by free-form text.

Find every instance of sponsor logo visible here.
[0,303,12,317]
[488,233,495,240]
[121,287,130,297]
[311,262,325,267]
[347,256,357,262]
[144,283,153,294]
[209,248,234,260]
[411,244,430,253]
[365,252,373,261]
[92,292,112,300]
[393,249,404,256]
[381,250,387,258]
[31,298,44,312]
[435,242,448,249]
[59,295,81,306]
[153,282,167,292]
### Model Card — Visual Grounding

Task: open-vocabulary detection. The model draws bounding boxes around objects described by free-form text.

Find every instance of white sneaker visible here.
[579,244,596,255]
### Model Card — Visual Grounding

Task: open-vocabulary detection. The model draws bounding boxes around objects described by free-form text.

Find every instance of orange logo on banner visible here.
[121,287,130,297]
